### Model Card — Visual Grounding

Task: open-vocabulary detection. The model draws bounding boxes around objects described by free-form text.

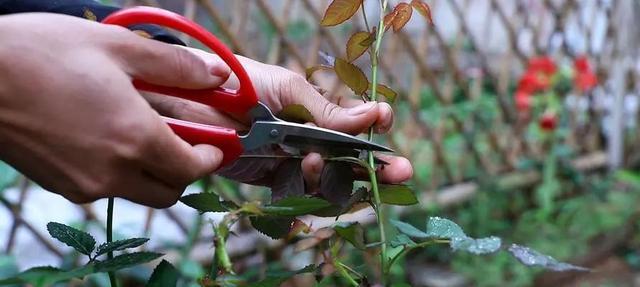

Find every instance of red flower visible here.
[528,56,556,75]
[518,72,550,94]
[574,55,591,73]
[539,112,557,131]
[515,91,532,112]
[575,71,598,92]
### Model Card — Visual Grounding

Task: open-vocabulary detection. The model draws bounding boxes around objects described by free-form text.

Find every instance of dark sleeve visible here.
[0,0,185,45]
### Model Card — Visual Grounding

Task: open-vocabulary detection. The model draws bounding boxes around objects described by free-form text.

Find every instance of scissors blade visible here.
[240,120,393,153]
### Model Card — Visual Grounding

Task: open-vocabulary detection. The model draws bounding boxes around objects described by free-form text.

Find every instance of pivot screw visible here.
[270,129,279,137]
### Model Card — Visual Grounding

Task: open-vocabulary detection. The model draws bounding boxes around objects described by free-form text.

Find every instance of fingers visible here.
[302,153,324,189]
[339,98,394,134]
[350,154,413,184]
[143,91,247,131]
[144,127,223,188]
[375,155,413,183]
[279,75,380,135]
[114,173,187,208]
[139,109,224,190]
[107,28,230,89]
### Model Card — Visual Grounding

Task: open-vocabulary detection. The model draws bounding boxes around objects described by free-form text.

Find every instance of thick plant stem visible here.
[106,198,117,287]
[212,215,235,276]
[214,229,232,274]
[367,0,389,284]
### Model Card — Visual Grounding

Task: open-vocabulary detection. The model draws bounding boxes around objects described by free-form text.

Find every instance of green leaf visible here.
[46,222,96,256]
[277,105,315,124]
[333,222,365,249]
[0,265,97,287]
[95,252,162,272]
[178,259,204,280]
[389,234,416,248]
[424,217,466,239]
[0,266,62,286]
[95,238,149,258]
[346,31,371,62]
[334,58,369,95]
[379,185,418,206]
[250,216,294,239]
[0,162,18,191]
[374,84,399,103]
[247,265,316,287]
[146,260,179,287]
[508,244,589,272]
[424,217,502,255]
[179,193,226,213]
[262,197,332,216]
[309,204,343,217]
[390,219,428,239]
[320,0,363,26]
[450,236,501,254]
[0,256,18,286]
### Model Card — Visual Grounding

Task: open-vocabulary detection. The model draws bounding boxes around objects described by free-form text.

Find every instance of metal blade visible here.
[240,120,393,153]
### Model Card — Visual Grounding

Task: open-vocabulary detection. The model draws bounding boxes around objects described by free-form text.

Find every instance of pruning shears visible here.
[102,7,391,167]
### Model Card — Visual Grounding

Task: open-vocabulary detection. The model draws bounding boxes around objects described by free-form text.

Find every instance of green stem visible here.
[330,241,359,286]
[335,260,359,287]
[106,198,117,287]
[212,215,235,276]
[213,230,232,275]
[366,0,389,285]
[338,262,364,279]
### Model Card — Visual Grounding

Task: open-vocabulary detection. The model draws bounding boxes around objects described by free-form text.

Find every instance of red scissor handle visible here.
[102,6,258,166]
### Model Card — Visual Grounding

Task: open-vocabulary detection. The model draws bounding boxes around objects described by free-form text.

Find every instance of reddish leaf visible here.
[216,146,286,185]
[320,0,364,26]
[346,31,372,62]
[391,3,413,32]
[334,58,369,95]
[320,162,355,207]
[411,0,434,25]
[271,159,305,202]
[305,65,333,80]
[383,10,399,31]
[375,84,398,103]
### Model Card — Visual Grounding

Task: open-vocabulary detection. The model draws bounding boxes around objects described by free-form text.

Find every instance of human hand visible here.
[145,49,413,196]
[0,13,231,207]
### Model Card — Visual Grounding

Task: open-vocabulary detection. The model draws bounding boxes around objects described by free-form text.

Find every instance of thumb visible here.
[111,30,230,89]
[281,76,380,135]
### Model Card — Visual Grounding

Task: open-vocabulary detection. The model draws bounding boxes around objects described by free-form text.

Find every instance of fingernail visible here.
[347,102,377,116]
[209,64,230,78]
[375,119,393,133]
